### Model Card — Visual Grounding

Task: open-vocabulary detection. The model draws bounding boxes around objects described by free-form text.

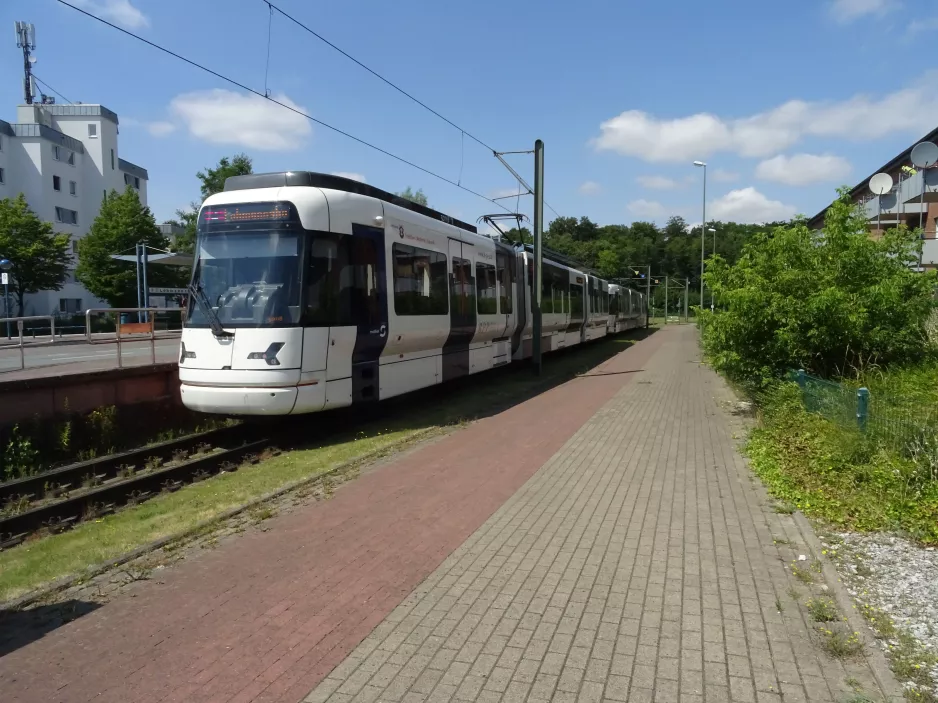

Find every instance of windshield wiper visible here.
[188,283,233,338]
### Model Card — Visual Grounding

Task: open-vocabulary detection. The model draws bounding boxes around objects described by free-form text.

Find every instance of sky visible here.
[2,0,937,231]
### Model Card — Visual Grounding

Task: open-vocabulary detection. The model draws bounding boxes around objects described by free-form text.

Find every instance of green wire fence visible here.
[788,368,938,456]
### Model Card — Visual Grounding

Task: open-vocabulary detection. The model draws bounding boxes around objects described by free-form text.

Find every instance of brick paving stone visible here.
[304,326,889,703]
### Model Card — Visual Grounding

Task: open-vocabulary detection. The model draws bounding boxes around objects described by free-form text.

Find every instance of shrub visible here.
[699,188,937,390]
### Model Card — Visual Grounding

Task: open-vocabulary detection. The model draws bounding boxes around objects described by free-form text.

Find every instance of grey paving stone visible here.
[305,327,889,703]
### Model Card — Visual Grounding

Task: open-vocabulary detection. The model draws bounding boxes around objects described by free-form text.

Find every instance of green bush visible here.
[699,188,936,390]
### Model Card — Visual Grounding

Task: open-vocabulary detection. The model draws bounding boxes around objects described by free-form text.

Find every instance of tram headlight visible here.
[248,342,285,366]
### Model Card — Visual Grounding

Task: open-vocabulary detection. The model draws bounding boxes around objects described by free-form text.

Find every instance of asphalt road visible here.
[0,337,180,376]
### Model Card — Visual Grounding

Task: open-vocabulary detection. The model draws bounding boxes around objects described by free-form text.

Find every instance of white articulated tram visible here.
[178,172,646,416]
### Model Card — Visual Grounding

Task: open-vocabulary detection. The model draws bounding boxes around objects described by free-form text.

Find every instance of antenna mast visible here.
[14,22,36,105]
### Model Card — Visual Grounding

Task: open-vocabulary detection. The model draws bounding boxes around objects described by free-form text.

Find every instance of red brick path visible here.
[0,332,665,703]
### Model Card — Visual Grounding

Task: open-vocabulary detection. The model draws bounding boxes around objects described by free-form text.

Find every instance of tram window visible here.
[496,253,512,314]
[392,243,448,315]
[569,284,584,321]
[452,257,475,316]
[610,294,619,316]
[306,234,380,327]
[541,268,553,314]
[476,262,497,314]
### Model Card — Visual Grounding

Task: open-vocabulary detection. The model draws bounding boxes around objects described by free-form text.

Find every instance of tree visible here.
[76,188,183,308]
[396,187,428,207]
[501,226,532,246]
[197,153,253,200]
[0,194,71,315]
[700,188,936,389]
[172,154,254,254]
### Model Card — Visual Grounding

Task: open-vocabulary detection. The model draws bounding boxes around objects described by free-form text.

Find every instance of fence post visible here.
[857,387,869,433]
[796,368,806,391]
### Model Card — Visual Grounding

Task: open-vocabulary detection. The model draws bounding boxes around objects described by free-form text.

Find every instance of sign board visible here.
[1,273,7,286]
[148,287,187,295]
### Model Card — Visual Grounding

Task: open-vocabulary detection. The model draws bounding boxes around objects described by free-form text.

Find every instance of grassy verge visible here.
[745,384,938,543]
[0,333,646,603]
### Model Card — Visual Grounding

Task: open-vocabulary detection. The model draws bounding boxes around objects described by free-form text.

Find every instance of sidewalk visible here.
[0,326,890,702]
[304,326,888,703]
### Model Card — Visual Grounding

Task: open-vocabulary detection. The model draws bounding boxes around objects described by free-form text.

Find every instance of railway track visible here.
[0,424,272,549]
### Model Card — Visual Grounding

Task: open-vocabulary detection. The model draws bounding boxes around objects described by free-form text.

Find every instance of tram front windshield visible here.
[188,202,303,328]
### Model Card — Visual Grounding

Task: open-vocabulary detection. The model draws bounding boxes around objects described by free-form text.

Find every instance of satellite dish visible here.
[911,142,938,169]
[869,172,894,195]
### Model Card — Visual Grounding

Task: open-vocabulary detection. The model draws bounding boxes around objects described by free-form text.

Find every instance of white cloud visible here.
[169,89,312,151]
[906,17,938,36]
[830,0,897,23]
[627,199,667,219]
[331,172,366,183]
[490,187,527,199]
[712,169,739,183]
[578,181,602,195]
[755,153,852,186]
[637,175,682,190]
[146,121,176,137]
[593,73,938,163]
[708,188,797,223]
[71,0,149,29]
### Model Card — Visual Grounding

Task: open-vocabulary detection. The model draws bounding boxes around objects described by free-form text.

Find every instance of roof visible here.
[118,158,148,180]
[10,123,85,153]
[29,104,120,125]
[0,120,13,138]
[223,171,478,234]
[807,124,938,227]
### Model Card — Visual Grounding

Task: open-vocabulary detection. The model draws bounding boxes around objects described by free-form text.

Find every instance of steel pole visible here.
[684,279,689,322]
[135,242,143,323]
[532,139,544,376]
[142,244,150,324]
[700,166,706,314]
[664,276,668,323]
[4,282,9,339]
[711,229,716,312]
[645,266,650,328]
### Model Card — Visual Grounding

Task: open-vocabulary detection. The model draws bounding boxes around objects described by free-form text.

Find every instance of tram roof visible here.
[224,171,478,235]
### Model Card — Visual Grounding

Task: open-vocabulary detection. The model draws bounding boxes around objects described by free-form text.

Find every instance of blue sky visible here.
[2,0,937,230]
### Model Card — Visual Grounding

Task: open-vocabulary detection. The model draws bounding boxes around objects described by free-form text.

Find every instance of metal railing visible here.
[0,316,56,371]
[84,308,183,369]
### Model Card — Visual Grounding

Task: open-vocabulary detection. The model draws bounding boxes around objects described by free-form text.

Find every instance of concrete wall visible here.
[0,363,181,427]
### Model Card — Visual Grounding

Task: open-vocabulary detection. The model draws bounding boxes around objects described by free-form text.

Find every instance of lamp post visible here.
[693,161,707,311]
[0,258,12,339]
[707,227,716,312]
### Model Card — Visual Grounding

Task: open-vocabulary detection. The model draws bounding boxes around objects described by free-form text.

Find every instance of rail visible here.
[0,316,57,372]
[84,308,183,369]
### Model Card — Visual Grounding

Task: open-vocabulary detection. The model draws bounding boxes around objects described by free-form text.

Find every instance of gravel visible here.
[824,531,938,698]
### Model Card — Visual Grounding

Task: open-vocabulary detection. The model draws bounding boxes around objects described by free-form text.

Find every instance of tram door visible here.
[442,238,476,381]
[348,223,389,402]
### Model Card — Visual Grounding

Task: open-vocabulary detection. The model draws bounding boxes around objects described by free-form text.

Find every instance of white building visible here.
[0,103,149,316]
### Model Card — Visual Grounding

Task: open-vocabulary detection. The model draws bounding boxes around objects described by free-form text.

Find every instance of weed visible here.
[839,695,874,703]
[818,627,863,659]
[122,567,151,583]
[855,561,873,578]
[144,456,162,472]
[118,464,135,479]
[844,676,862,692]
[774,502,795,515]
[3,425,40,481]
[773,536,791,545]
[57,418,72,453]
[194,442,211,455]
[774,595,784,612]
[806,597,839,622]
[171,449,189,464]
[86,406,117,451]
[786,586,801,601]
[2,495,30,516]
[81,473,102,489]
[250,506,275,523]
[791,563,814,584]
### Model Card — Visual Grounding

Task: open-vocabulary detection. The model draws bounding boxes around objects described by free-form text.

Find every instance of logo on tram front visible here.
[397,225,405,239]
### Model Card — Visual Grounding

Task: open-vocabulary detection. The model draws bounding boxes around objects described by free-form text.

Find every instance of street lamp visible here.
[707,227,716,312]
[0,258,12,339]
[693,161,707,310]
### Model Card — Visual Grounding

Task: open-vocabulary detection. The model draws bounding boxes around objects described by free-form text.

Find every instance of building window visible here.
[124,173,141,189]
[53,175,61,191]
[88,123,97,138]
[67,151,75,166]
[55,206,78,225]
[69,180,77,196]
[110,149,115,170]
[53,145,61,160]
[0,167,4,184]
[392,243,448,315]
[59,298,82,314]
[134,176,140,189]
[475,262,497,314]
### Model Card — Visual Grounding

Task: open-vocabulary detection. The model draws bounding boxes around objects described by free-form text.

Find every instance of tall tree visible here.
[396,187,428,206]
[76,188,182,308]
[172,154,254,254]
[0,194,71,315]
[197,153,254,199]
